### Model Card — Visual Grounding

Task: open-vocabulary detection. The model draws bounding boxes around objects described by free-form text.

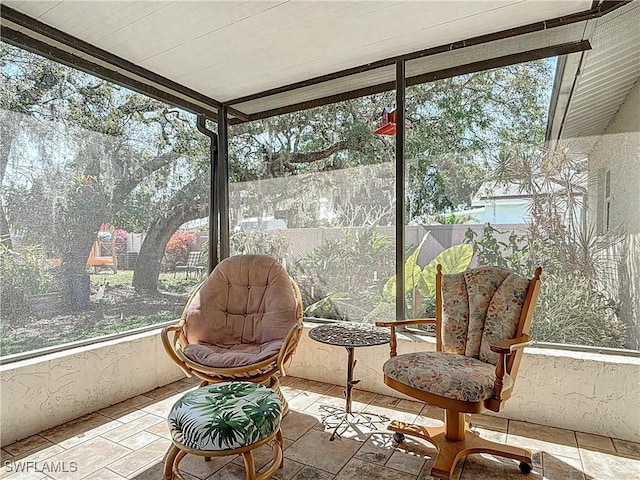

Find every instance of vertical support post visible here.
[196,115,218,272]
[217,105,230,260]
[395,59,406,321]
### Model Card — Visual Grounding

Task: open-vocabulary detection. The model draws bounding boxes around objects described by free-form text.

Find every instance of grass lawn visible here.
[1,270,204,357]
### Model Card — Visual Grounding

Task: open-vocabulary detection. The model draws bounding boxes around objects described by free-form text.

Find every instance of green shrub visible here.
[531,273,625,348]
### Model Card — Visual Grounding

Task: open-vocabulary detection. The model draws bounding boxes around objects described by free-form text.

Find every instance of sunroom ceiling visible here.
[2,0,598,122]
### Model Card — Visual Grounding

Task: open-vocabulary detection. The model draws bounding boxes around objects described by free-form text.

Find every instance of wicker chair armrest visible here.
[161,324,192,377]
[277,322,304,376]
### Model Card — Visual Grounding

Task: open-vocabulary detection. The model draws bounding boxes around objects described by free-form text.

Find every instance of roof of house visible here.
[546,1,640,154]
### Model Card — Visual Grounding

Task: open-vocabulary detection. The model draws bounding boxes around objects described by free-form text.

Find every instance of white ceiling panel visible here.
[3,0,596,118]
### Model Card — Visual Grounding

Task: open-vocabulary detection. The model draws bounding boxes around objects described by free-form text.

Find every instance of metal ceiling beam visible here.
[229,41,591,125]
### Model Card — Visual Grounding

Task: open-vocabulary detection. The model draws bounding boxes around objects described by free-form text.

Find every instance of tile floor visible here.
[2,376,639,480]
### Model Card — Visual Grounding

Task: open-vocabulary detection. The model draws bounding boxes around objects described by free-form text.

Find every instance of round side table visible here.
[308,322,390,440]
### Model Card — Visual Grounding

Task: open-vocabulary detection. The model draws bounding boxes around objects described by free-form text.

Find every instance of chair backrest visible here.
[186,251,202,267]
[183,254,302,347]
[436,265,541,370]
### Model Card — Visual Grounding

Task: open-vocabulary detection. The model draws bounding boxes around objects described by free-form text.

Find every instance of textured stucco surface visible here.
[289,325,640,442]
[0,330,184,446]
[2,325,638,446]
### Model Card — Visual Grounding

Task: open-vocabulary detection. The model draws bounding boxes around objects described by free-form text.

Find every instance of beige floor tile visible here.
[575,431,616,453]
[384,449,427,475]
[101,414,164,443]
[86,468,127,479]
[335,457,415,479]
[45,436,131,480]
[580,448,640,480]
[364,404,418,427]
[2,436,52,457]
[127,460,167,480]
[369,394,401,409]
[354,433,394,465]
[118,431,162,450]
[270,458,305,480]
[176,451,235,479]
[542,453,584,480]
[417,404,444,422]
[291,466,334,480]
[206,461,248,480]
[0,443,64,479]
[289,391,325,412]
[413,412,445,429]
[460,453,539,480]
[507,421,579,460]
[140,392,185,417]
[395,399,424,414]
[292,378,335,395]
[471,414,508,433]
[285,428,361,474]
[279,375,300,386]
[281,410,320,441]
[144,420,172,440]
[0,469,48,480]
[231,441,282,472]
[144,383,183,400]
[40,412,122,449]
[613,438,640,458]
[98,395,154,419]
[471,426,508,444]
[107,438,170,477]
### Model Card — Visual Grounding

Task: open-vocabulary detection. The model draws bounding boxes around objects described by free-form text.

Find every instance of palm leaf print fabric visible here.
[168,382,282,450]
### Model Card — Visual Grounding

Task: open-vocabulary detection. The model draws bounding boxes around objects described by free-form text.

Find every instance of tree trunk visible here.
[133,201,208,293]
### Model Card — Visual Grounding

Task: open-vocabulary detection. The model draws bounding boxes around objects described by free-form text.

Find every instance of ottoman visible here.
[164,381,284,480]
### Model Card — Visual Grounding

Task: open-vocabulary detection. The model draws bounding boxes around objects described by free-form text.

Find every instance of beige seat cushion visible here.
[183,340,284,368]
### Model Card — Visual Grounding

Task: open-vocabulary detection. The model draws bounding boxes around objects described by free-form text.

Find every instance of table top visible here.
[308,322,390,348]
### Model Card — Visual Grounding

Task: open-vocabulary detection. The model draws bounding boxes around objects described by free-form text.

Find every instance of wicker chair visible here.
[376,264,542,479]
[162,254,303,414]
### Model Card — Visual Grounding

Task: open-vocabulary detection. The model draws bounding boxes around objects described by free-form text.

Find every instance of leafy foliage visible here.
[292,225,394,322]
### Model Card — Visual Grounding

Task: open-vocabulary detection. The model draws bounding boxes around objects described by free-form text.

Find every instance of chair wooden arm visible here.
[375,318,437,328]
[491,334,532,401]
[490,334,532,354]
[375,318,437,358]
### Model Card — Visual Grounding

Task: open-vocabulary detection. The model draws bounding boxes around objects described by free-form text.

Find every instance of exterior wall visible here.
[0,330,184,447]
[586,80,640,350]
[2,325,638,446]
[587,79,640,236]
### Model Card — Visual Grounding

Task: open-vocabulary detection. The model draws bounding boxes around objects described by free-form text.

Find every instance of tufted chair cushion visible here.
[168,382,282,451]
[182,255,298,368]
[383,352,513,402]
[441,266,530,365]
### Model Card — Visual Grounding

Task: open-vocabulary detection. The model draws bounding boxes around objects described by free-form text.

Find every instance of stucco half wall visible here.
[1,324,639,446]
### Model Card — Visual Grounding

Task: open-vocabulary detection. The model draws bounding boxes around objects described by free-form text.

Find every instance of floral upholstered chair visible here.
[162,254,304,414]
[377,264,542,480]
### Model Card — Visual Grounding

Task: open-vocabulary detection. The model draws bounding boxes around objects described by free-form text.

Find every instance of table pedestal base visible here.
[319,405,389,441]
